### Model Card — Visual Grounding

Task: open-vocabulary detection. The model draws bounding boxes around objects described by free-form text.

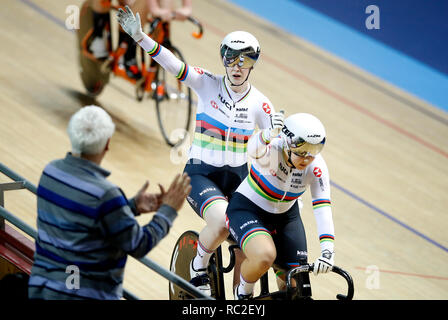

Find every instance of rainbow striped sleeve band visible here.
[312,198,331,209]
[176,63,189,82]
[259,130,270,145]
[319,234,334,244]
[147,43,161,57]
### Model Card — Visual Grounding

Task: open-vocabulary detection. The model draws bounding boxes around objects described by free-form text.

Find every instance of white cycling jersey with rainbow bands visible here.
[236,131,335,252]
[137,33,273,167]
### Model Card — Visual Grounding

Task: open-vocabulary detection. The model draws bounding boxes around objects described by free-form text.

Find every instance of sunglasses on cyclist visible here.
[289,137,326,157]
[221,47,259,69]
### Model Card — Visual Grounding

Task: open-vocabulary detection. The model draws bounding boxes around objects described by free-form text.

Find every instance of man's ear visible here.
[104,138,111,152]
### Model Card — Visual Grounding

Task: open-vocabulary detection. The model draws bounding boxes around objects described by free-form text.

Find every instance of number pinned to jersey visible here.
[262,102,271,114]
[313,167,322,177]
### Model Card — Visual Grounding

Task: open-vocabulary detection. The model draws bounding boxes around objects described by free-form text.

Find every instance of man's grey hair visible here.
[67,105,116,155]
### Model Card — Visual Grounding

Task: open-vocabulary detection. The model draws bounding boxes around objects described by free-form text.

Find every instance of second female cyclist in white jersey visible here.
[226,113,336,300]
[117,6,284,295]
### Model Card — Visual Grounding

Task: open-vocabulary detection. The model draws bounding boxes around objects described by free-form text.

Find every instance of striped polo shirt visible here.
[28,153,177,300]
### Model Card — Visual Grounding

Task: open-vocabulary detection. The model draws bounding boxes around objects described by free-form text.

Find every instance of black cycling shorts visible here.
[226,192,308,271]
[183,159,248,219]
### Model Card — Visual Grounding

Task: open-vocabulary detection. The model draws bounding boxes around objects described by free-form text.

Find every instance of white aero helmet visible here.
[220,31,260,69]
[281,113,326,157]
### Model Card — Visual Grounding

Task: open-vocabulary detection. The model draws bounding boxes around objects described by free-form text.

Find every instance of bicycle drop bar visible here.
[286,264,354,300]
[148,17,203,39]
[331,265,355,300]
[187,17,203,39]
[222,244,239,273]
[223,246,354,300]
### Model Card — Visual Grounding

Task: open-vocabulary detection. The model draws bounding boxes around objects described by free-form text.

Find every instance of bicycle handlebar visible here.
[330,265,355,300]
[226,245,354,300]
[111,4,203,38]
[187,16,203,39]
[287,263,354,300]
[223,244,239,273]
[149,16,203,39]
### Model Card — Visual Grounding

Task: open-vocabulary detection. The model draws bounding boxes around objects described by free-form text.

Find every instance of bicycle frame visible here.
[79,4,203,95]
[77,1,198,146]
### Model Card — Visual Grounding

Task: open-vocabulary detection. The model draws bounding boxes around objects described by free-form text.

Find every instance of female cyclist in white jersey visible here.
[117,6,284,295]
[226,113,336,299]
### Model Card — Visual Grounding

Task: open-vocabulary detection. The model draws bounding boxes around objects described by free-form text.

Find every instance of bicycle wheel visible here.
[168,230,221,300]
[79,55,110,97]
[76,2,110,97]
[154,46,192,147]
[169,230,198,300]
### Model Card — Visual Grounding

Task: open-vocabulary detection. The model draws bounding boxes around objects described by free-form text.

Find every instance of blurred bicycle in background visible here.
[77,0,203,146]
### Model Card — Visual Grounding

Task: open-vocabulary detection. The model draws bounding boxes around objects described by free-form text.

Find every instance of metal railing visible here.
[0,162,211,300]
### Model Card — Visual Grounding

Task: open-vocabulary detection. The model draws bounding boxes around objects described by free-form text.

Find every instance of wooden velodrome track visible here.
[1,0,447,300]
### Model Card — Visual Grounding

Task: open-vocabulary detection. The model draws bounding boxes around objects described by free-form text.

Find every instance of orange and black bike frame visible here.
[80,3,203,93]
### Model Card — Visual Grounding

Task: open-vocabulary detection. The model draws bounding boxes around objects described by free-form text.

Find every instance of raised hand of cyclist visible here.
[313,249,334,275]
[269,135,287,151]
[269,110,285,139]
[117,5,144,42]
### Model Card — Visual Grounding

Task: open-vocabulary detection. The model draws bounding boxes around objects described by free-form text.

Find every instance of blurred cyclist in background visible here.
[89,0,192,79]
